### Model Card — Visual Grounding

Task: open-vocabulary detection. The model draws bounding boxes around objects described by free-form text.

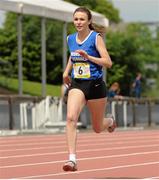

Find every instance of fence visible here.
[107,97,159,127]
[0,95,159,131]
[0,95,41,130]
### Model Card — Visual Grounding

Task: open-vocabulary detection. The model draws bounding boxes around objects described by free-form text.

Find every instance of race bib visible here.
[73,63,90,78]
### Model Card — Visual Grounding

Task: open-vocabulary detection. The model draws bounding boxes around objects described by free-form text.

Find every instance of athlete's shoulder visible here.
[67,32,77,44]
[67,32,77,39]
[90,31,101,40]
[91,31,100,35]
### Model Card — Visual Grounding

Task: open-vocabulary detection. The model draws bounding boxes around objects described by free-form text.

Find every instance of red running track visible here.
[0,129,159,179]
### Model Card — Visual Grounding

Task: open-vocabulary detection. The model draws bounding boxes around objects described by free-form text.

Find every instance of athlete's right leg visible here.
[63,88,86,171]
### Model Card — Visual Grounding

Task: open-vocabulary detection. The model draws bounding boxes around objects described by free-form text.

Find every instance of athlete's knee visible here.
[66,113,77,126]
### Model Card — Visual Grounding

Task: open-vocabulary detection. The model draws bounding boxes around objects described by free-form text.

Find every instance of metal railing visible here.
[0,95,42,130]
[108,97,159,127]
[0,95,159,130]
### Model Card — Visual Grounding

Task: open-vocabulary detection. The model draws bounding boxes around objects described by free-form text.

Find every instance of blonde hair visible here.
[109,82,120,94]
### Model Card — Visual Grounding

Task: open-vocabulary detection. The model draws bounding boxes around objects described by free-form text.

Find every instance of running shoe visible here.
[63,161,77,171]
[107,114,117,133]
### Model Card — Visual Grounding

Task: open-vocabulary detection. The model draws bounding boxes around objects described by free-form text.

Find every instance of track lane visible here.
[0,129,159,179]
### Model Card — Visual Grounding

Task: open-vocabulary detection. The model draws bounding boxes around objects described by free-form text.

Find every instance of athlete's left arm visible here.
[76,35,112,68]
[95,34,112,68]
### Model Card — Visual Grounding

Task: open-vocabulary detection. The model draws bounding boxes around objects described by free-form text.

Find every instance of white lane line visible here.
[0,130,159,142]
[1,138,159,153]
[143,176,159,179]
[0,134,159,147]
[17,161,159,179]
[0,150,159,169]
[0,144,159,159]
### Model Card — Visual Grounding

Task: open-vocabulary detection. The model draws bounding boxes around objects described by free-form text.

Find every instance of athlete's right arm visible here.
[63,56,72,86]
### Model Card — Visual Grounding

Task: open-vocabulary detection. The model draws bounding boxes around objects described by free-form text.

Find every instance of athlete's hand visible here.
[75,50,89,60]
[63,72,71,86]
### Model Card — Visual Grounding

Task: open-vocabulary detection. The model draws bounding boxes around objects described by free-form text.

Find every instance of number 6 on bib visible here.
[73,63,90,79]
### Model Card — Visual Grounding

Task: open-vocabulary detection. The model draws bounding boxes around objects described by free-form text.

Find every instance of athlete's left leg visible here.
[87,98,116,133]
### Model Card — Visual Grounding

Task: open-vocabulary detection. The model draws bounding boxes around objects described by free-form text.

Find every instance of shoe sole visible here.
[63,163,77,171]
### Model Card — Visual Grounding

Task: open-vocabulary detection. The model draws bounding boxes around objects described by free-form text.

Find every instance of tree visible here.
[106,23,158,95]
[0,13,63,84]
[0,13,17,77]
[64,0,121,23]
[95,0,121,23]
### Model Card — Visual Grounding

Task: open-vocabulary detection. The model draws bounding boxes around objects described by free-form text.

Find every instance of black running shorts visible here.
[69,78,107,100]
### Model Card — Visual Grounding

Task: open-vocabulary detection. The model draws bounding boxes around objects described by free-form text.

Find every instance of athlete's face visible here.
[73,12,91,32]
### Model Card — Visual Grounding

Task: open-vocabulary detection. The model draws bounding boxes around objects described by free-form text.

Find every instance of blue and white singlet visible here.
[67,31,103,80]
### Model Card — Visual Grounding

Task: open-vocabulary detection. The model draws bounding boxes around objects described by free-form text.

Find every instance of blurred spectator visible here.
[132,73,142,98]
[108,82,123,99]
